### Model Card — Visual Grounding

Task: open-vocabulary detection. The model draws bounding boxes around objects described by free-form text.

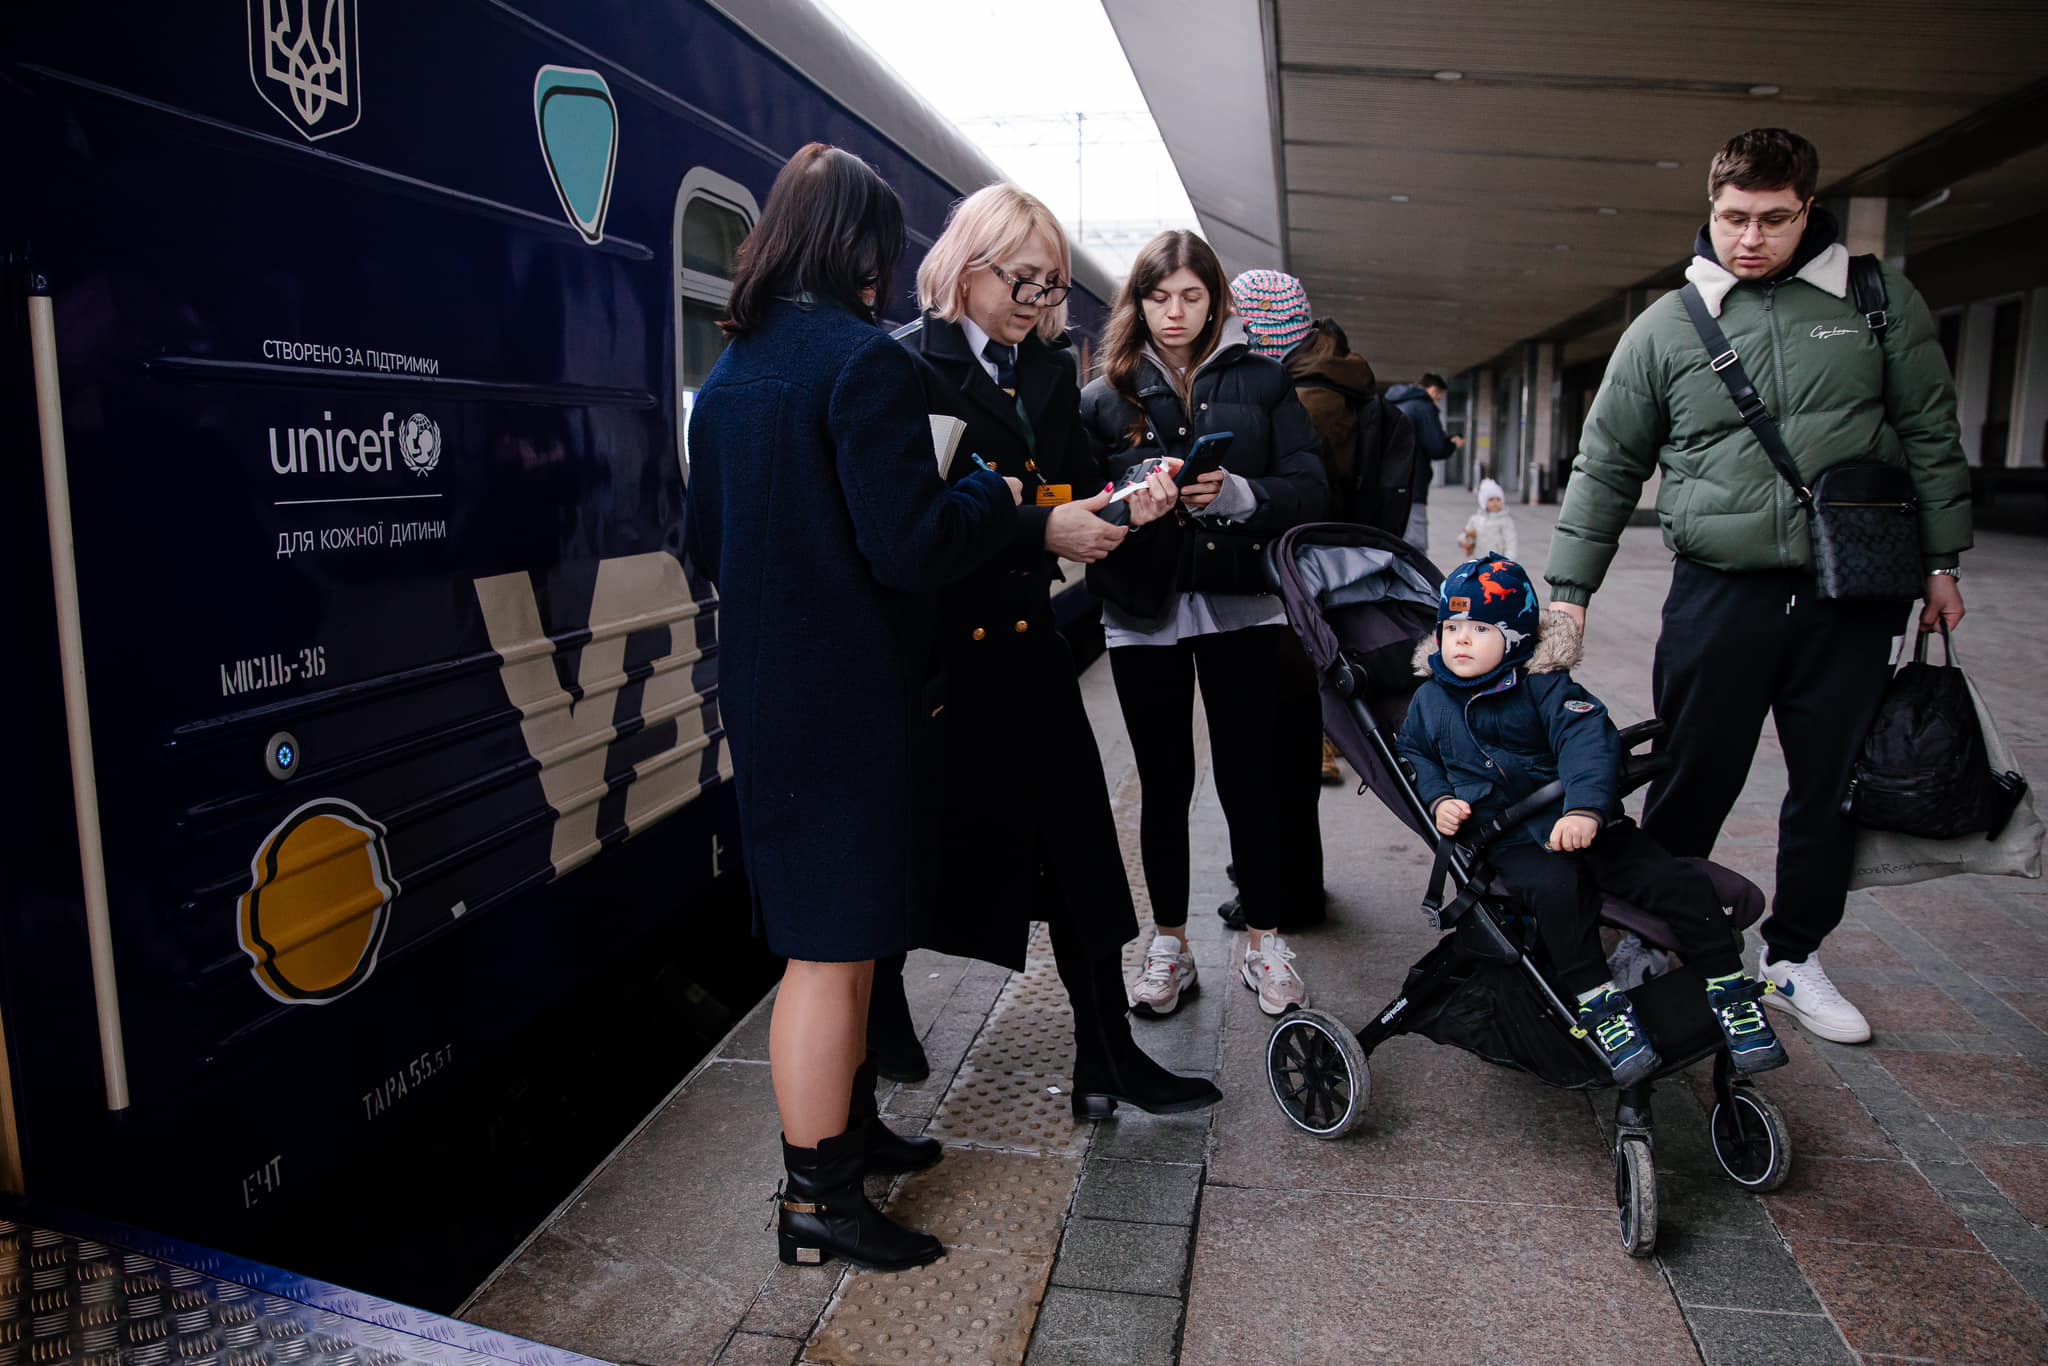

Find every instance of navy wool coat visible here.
[686,297,1017,962]
[895,313,1138,971]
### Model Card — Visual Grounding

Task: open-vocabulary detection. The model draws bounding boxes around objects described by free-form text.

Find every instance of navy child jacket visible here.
[1395,663,1621,848]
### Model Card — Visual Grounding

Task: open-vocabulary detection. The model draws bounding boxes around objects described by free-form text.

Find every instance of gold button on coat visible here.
[1013,620,1029,634]
[971,627,987,641]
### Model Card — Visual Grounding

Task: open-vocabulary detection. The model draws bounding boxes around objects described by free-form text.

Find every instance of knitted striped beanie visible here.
[1229,270,1313,359]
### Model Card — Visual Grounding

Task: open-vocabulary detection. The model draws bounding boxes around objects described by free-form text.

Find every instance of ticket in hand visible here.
[1109,456,1173,501]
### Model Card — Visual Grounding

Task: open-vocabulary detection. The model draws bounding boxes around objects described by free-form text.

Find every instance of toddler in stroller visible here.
[1394,556,1786,1086]
[1257,525,1797,1256]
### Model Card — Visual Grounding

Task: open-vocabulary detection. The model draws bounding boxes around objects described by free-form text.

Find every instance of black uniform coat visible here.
[686,297,1017,962]
[894,312,1139,971]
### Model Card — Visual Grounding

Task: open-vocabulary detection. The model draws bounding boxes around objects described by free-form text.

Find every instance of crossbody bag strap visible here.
[1848,254,1890,344]
[1677,282,1814,507]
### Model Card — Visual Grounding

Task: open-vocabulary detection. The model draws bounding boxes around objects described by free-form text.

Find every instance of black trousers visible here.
[1109,624,1324,932]
[1641,558,1899,964]
[1491,821,1745,997]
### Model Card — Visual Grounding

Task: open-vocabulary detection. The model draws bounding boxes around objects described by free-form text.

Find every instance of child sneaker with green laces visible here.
[1575,986,1661,1087]
[1705,972,1788,1074]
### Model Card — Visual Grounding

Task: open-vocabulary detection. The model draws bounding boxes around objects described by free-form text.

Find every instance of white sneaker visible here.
[1607,933,1673,992]
[1242,934,1308,1016]
[1760,951,1872,1044]
[1130,934,1198,1018]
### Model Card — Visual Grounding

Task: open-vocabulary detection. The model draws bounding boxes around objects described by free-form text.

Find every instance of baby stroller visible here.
[1258,523,1792,1257]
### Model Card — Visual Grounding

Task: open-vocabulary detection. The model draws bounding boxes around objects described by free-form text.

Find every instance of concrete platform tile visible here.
[806,1249,1052,1366]
[1084,1108,1212,1166]
[1684,1308,1856,1366]
[1875,1051,2048,1122]
[1969,1142,2048,1228]
[1998,990,2048,1036]
[1763,1156,1976,1249]
[718,993,778,1062]
[1179,1187,1697,1366]
[1860,983,1989,1037]
[880,1148,1082,1253]
[465,1060,785,1364]
[1073,1159,1203,1227]
[1207,1022,1612,1210]
[1023,1287,1182,1366]
[1049,1217,1190,1297]
[925,1066,1090,1157]
[1791,1239,2048,1365]
[462,1229,738,1365]
[1657,1229,1825,1313]
[741,1261,846,1340]
[715,1329,801,1365]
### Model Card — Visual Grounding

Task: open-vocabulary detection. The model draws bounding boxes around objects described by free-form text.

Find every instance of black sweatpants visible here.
[1109,624,1324,932]
[1491,820,1745,997]
[1641,559,1899,964]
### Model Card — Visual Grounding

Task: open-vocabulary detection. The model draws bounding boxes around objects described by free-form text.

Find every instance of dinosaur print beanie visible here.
[1435,556,1542,686]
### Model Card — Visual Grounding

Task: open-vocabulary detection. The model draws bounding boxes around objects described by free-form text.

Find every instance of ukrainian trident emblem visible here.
[248,0,361,142]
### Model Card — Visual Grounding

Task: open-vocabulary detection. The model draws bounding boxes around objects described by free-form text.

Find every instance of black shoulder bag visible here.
[1678,257,1922,601]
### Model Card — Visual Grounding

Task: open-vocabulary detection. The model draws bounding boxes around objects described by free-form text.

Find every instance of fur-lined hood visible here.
[1412,608,1585,678]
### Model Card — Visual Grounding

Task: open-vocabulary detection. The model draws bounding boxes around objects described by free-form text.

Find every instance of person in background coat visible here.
[1080,231,1330,1022]
[686,144,1021,1273]
[872,184,1218,1123]
[1232,268,1375,792]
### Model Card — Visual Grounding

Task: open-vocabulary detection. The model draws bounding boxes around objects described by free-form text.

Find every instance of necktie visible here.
[982,339,1018,395]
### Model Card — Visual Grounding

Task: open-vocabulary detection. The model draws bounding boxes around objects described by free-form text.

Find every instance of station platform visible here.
[461,501,2048,1366]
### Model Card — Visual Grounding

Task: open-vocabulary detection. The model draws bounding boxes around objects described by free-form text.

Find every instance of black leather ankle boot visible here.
[851,1058,942,1175]
[776,1126,944,1271]
[867,953,930,1083]
[1060,945,1222,1122]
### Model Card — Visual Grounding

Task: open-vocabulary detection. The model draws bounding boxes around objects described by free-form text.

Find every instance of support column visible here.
[1471,367,1497,485]
[1519,341,1561,504]
[2017,288,2048,470]
[1843,196,1910,270]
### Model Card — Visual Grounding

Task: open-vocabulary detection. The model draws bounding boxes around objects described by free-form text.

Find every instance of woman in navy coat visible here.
[685,144,1018,1273]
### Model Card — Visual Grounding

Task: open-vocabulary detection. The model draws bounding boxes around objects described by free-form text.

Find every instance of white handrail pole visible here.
[27,278,131,1112]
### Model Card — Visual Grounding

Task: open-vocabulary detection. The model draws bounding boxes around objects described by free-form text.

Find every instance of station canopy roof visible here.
[1102,0,2048,382]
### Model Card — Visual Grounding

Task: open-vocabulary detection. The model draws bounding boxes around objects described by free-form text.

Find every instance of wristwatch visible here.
[1930,567,1962,579]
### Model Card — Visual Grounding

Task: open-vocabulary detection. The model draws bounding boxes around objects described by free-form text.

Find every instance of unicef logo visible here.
[397,413,442,476]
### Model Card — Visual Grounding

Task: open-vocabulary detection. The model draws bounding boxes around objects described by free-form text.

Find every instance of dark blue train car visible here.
[2,0,1114,1271]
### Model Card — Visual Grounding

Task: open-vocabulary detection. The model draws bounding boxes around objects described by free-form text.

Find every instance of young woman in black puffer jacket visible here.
[1078,230,1329,1021]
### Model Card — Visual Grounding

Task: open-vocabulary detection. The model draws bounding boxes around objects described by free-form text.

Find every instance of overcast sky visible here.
[814,0,1199,273]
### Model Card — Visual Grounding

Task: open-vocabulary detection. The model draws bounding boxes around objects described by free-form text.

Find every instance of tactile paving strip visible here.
[0,1215,601,1366]
[879,1150,1080,1252]
[921,1068,1088,1157]
[962,999,1073,1081]
[803,1251,1051,1366]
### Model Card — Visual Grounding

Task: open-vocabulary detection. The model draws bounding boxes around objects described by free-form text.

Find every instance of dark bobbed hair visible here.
[721,143,905,336]
[1099,230,1231,446]
[1709,128,1820,203]
[1420,372,1448,391]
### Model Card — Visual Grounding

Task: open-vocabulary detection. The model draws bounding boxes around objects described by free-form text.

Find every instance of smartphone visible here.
[1173,431,1235,487]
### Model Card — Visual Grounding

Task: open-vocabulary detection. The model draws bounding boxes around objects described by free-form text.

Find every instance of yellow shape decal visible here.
[238,799,399,1004]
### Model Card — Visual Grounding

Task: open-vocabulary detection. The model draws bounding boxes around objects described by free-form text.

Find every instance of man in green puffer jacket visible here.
[1544,128,1971,1048]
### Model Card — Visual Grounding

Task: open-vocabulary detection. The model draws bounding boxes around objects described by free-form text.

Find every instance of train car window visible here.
[674,169,761,472]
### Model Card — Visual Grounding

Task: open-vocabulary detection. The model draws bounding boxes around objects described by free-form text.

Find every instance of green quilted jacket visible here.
[1546,241,1971,606]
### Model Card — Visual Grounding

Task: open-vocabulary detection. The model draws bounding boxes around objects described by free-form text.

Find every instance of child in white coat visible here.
[1458,478,1518,559]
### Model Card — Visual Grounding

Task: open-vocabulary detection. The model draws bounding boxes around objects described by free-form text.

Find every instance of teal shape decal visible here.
[534,65,618,244]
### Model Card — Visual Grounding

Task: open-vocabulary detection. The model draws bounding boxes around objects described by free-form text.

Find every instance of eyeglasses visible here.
[1711,204,1809,237]
[990,263,1071,307]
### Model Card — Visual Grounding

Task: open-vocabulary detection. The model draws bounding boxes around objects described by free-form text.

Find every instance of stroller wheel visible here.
[1615,1136,1658,1258]
[1710,1089,1792,1191]
[1266,1010,1369,1139]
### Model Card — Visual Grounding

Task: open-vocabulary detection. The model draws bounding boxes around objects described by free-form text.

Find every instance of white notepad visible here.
[929,414,968,479]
